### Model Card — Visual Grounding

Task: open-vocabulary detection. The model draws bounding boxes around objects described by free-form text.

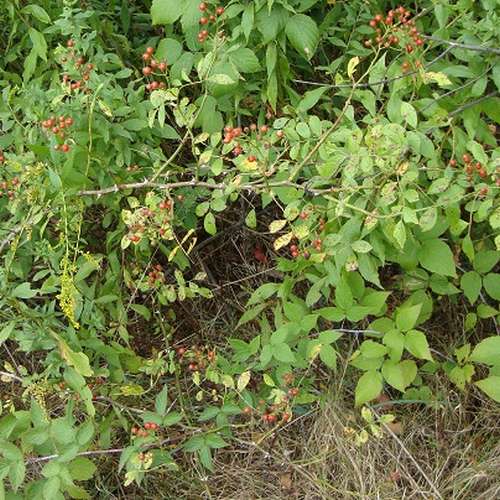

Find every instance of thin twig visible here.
[292,46,452,90]
[77,179,342,197]
[449,91,498,117]
[0,371,24,383]
[422,35,500,55]
[26,436,179,465]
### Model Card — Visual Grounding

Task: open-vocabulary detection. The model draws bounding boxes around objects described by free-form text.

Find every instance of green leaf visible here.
[483,273,500,301]
[319,344,337,368]
[473,250,499,274]
[245,209,257,229]
[355,370,383,407]
[204,212,216,235]
[395,303,422,332]
[43,476,60,498]
[11,282,37,299]
[0,322,15,345]
[163,411,182,426]
[69,457,96,481]
[24,5,51,23]
[151,0,184,25]
[297,87,328,113]
[360,340,387,359]
[198,446,213,471]
[405,330,433,361]
[470,336,500,365]
[198,406,220,422]
[419,207,438,232]
[23,47,38,81]
[335,279,353,310]
[285,14,319,60]
[417,239,456,277]
[317,307,345,322]
[229,48,261,73]
[382,360,417,392]
[393,220,406,249]
[474,376,500,402]
[422,71,451,87]
[58,340,94,377]
[241,3,254,41]
[122,119,147,131]
[383,329,405,362]
[155,386,169,415]
[8,460,25,491]
[208,73,236,85]
[272,343,296,363]
[400,102,417,128]
[51,417,75,444]
[28,28,47,61]
[236,303,267,328]
[156,38,182,64]
[460,271,482,304]
[351,240,372,254]
[477,304,498,319]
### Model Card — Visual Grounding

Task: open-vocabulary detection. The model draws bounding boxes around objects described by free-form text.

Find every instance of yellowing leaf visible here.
[58,339,93,377]
[269,219,287,233]
[237,371,251,392]
[347,57,360,79]
[273,232,294,250]
[422,72,452,87]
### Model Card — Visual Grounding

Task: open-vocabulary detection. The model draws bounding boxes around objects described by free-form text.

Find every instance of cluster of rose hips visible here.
[222,123,283,160]
[252,388,300,424]
[176,344,216,372]
[147,264,165,287]
[61,40,94,93]
[127,197,178,243]
[41,115,74,153]
[241,404,291,424]
[285,216,326,259]
[0,177,20,200]
[364,6,425,67]
[141,46,168,91]
[197,3,225,43]
[450,154,495,197]
[131,422,160,438]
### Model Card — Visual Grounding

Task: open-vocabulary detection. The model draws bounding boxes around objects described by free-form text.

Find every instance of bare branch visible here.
[0,371,24,383]
[449,91,499,117]
[422,35,500,55]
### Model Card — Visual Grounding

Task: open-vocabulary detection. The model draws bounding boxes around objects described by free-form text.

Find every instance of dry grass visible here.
[166,388,499,500]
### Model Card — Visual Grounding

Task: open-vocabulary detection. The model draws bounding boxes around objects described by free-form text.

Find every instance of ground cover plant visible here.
[0,0,499,498]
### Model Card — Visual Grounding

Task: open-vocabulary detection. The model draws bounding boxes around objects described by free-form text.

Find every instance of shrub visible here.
[0,0,499,495]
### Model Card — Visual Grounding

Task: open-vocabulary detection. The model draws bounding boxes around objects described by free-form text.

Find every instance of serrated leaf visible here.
[269,219,287,233]
[273,232,293,250]
[204,212,216,235]
[417,239,456,277]
[405,330,433,361]
[285,14,319,60]
[470,336,500,365]
[237,371,251,392]
[151,0,183,25]
[355,370,383,407]
[245,209,257,229]
[475,376,500,402]
[460,271,481,304]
